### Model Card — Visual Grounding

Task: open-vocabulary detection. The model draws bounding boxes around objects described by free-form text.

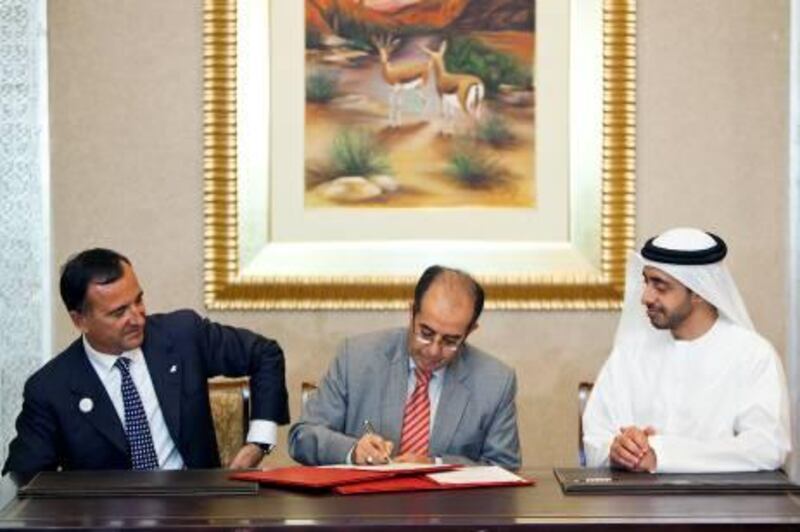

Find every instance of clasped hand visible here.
[609,425,657,472]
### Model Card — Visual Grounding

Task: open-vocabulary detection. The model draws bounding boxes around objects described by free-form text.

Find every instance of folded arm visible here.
[584,344,791,473]
[192,311,289,466]
[2,377,60,485]
[288,342,359,465]
[582,349,624,468]
[650,353,791,473]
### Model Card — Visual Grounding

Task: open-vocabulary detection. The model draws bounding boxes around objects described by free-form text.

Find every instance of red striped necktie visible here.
[399,368,433,455]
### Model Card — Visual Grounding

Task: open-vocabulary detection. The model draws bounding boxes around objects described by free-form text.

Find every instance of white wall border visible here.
[0,0,50,502]
[789,0,799,482]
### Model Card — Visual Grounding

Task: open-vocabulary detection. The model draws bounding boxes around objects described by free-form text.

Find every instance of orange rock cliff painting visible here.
[304,0,536,208]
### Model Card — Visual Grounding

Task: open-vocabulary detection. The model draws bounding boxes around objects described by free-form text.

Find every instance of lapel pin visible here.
[169,365,177,374]
[79,397,94,413]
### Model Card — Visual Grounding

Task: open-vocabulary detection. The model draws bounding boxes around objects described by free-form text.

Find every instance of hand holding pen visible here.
[353,420,394,465]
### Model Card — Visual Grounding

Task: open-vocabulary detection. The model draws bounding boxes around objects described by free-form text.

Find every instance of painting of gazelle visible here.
[304,0,535,208]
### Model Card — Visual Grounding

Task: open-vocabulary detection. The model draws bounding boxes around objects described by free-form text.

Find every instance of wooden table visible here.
[1,468,799,530]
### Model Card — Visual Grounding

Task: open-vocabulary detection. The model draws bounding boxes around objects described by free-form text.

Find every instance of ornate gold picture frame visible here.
[203,0,636,310]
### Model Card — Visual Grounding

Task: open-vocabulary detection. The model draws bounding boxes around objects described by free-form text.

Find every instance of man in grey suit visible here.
[289,265,521,470]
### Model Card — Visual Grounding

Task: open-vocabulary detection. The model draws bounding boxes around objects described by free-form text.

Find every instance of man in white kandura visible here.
[582,227,791,473]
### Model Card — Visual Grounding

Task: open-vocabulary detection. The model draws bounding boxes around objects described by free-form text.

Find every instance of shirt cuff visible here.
[648,435,664,472]
[246,420,278,447]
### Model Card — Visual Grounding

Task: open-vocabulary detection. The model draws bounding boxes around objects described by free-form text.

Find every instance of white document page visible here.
[427,466,527,485]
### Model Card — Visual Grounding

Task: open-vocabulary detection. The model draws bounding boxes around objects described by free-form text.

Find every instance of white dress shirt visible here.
[84,337,185,469]
[84,337,277,465]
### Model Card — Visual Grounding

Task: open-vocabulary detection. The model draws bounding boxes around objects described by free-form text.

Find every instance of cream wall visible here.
[48,0,790,467]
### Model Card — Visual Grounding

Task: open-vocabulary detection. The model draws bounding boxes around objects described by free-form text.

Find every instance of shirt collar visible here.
[82,336,143,374]
[408,356,446,380]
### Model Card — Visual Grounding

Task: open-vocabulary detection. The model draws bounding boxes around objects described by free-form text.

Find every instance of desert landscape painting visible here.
[304,0,536,208]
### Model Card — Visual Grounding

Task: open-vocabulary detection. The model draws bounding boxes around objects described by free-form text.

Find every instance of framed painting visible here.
[203,0,636,309]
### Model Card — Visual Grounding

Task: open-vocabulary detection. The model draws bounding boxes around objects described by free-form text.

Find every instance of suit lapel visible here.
[141,320,182,444]
[68,342,128,455]
[430,352,470,454]
[379,332,410,447]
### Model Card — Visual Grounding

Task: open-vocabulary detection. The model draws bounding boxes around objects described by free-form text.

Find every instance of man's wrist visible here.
[248,442,275,455]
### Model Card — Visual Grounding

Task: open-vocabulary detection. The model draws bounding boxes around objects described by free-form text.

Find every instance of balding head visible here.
[407,266,483,372]
[412,265,484,329]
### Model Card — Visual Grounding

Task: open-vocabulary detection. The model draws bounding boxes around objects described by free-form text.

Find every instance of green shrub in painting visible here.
[330,129,390,177]
[306,70,339,103]
[444,37,532,97]
[448,143,504,188]
[477,114,515,147]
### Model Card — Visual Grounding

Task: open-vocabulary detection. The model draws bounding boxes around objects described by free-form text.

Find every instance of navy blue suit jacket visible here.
[2,310,289,484]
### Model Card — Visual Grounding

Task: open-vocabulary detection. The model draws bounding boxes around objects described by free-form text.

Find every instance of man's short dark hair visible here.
[412,265,485,328]
[60,248,131,313]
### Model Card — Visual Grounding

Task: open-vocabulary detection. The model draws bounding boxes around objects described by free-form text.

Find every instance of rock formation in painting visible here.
[307,0,533,34]
[452,0,534,31]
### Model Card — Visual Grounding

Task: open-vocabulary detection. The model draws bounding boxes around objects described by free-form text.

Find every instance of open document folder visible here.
[231,464,533,494]
[229,463,456,489]
[334,466,533,495]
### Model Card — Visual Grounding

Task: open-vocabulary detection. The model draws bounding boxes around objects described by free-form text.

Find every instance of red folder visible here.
[230,465,456,490]
[333,473,534,495]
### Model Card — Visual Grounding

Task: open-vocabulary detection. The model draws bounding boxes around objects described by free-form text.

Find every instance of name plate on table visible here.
[554,467,800,495]
[19,469,258,498]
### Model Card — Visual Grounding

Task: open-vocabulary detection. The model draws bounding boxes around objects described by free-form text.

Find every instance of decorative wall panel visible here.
[0,0,49,471]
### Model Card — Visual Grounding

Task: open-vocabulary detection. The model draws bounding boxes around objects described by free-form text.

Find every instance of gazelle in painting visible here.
[420,40,484,135]
[371,34,431,128]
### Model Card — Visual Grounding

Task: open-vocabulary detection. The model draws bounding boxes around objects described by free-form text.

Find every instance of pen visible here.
[362,419,378,436]
[362,419,393,464]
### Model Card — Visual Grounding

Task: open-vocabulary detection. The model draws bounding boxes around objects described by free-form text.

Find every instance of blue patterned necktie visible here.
[114,357,160,470]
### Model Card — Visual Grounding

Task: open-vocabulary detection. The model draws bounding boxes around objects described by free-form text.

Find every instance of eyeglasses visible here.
[413,325,464,354]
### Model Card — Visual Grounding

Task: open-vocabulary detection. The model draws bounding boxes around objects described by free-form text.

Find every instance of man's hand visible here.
[635,448,657,473]
[609,426,656,471]
[393,452,433,464]
[354,434,394,465]
[228,443,266,469]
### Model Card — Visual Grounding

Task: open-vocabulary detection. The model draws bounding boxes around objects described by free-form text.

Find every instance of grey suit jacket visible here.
[288,328,521,470]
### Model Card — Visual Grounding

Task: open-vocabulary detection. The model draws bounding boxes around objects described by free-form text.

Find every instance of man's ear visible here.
[69,310,86,333]
[689,291,705,306]
[690,292,715,315]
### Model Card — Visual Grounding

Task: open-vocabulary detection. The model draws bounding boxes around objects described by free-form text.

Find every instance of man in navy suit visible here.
[2,248,289,485]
